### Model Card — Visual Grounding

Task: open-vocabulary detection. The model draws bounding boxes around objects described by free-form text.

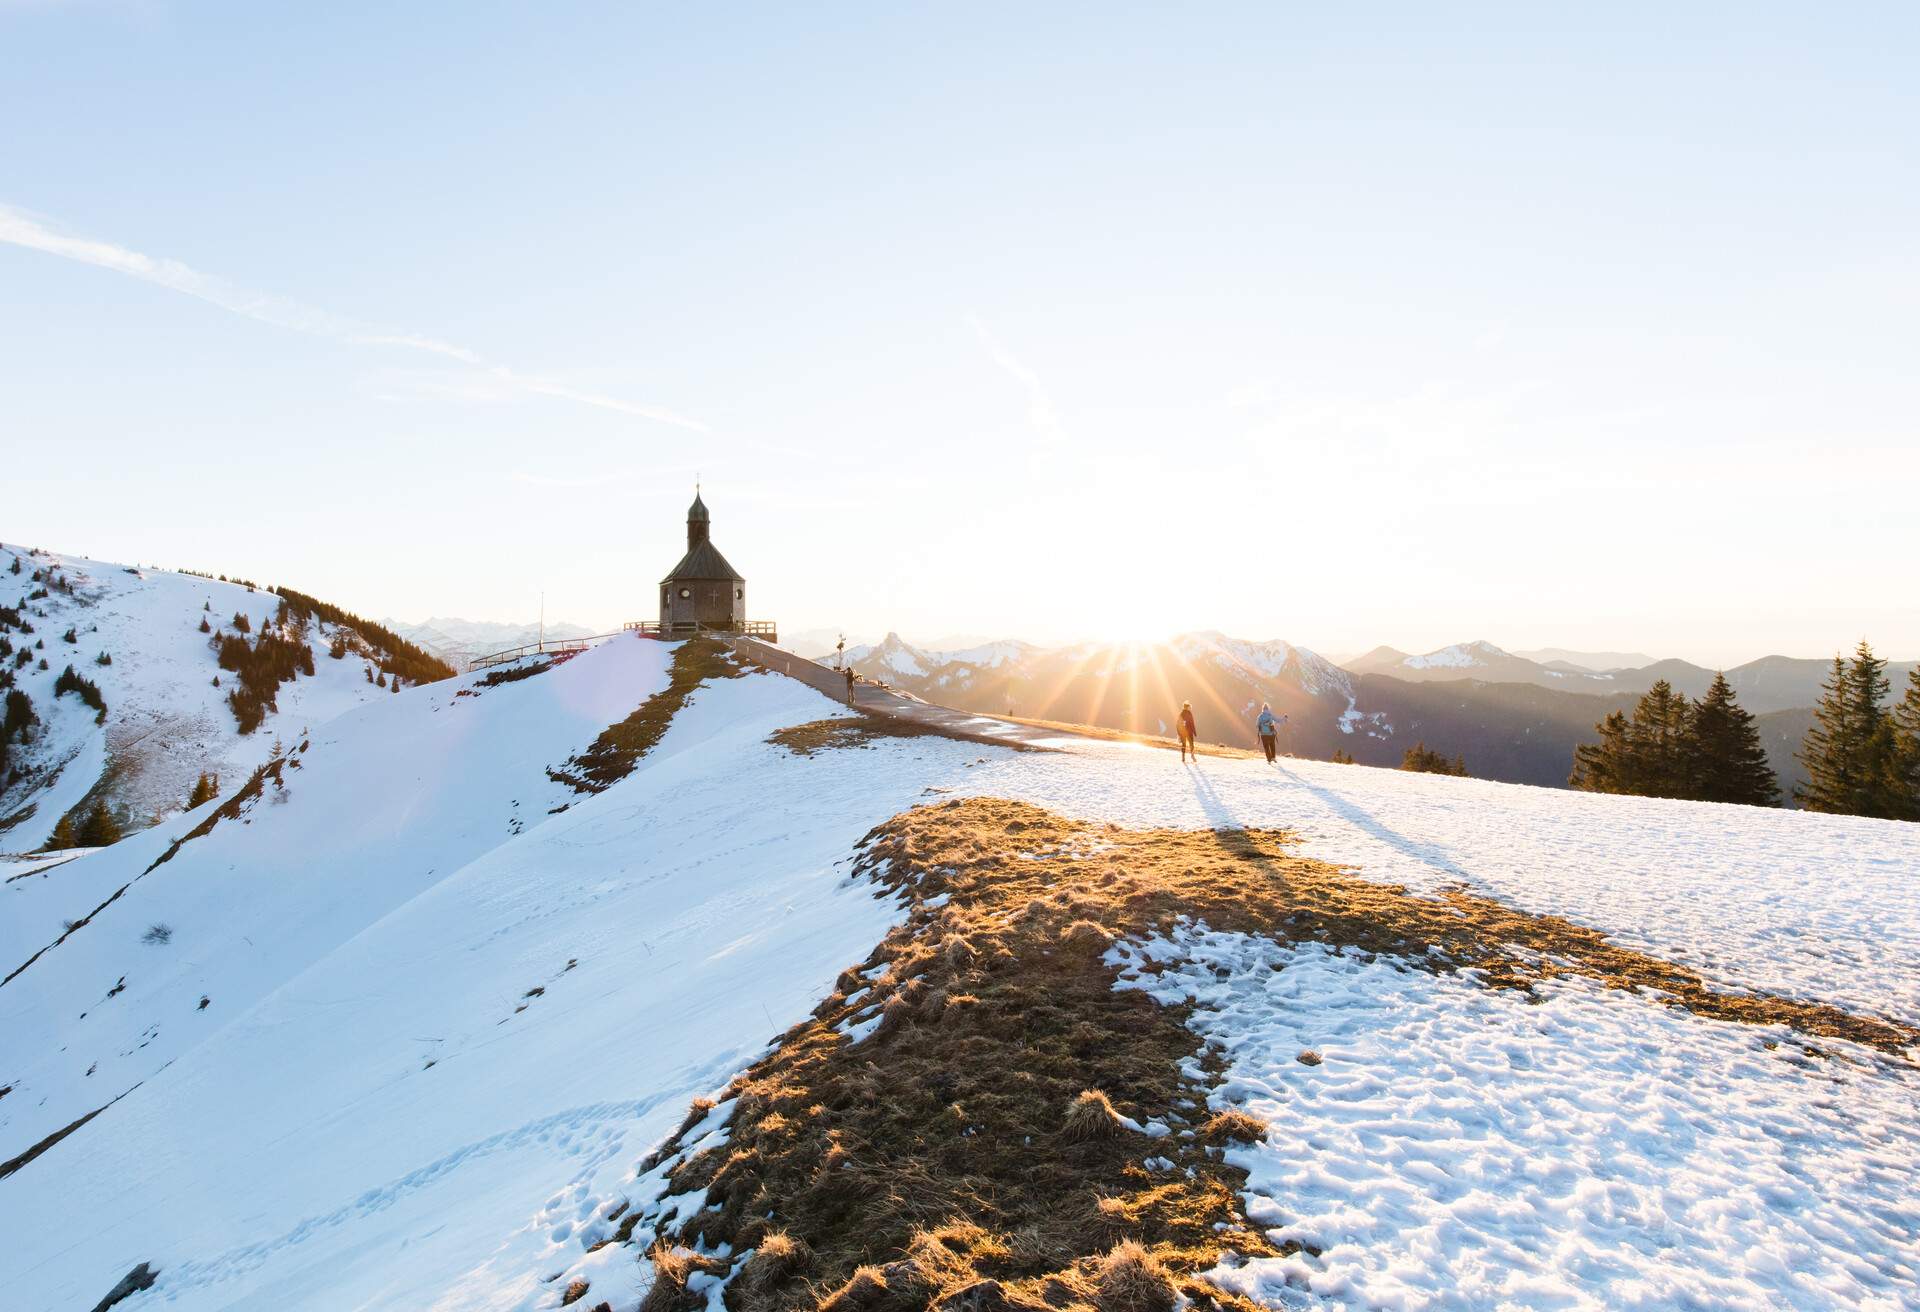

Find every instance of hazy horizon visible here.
[374,606,1909,671]
[6,5,1916,667]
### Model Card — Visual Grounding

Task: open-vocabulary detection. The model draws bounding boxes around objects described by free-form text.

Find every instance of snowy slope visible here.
[0,544,406,852]
[4,644,1918,1311]
[0,644,996,1309]
[1116,930,1918,1311]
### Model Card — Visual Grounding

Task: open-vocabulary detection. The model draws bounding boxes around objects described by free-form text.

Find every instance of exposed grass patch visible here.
[550,640,747,795]
[768,715,967,758]
[620,795,1915,1312]
[475,659,553,689]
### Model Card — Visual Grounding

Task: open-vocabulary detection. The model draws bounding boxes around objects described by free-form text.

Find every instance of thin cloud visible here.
[0,201,706,432]
[348,333,482,365]
[968,314,1064,445]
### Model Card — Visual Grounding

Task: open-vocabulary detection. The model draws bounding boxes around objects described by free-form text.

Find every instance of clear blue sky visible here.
[4,2,1915,664]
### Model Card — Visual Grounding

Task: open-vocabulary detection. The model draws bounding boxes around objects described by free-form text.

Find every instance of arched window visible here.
[736,587,744,600]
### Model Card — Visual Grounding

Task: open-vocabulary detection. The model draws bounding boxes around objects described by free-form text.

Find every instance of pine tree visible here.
[77,801,122,847]
[1570,710,1633,793]
[1885,666,1920,822]
[1685,672,1778,806]
[47,813,79,850]
[1330,749,1355,765]
[1628,680,1692,797]
[1797,641,1895,816]
[187,772,219,808]
[199,615,211,634]
[1400,742,1467,776]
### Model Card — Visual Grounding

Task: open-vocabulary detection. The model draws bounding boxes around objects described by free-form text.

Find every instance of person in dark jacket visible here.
[1177,702,1197,763]
[1256,703,1286,763]
[844,664,857,707]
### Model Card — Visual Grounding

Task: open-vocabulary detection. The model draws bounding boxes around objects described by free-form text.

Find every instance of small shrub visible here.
[61,626,77,644]
[142,923,173,945]
[231,611,251,633]
[95,651,112,666]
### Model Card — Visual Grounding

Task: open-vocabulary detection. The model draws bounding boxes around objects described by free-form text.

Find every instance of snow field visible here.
[6,635,1916,1312]
[956,747,1920,1025]
[1111,926,1920,1311]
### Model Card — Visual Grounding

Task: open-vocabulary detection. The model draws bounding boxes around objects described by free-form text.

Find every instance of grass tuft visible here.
[743,1231,812,1291]
[1058,920,1113,954]
[1197,1110,1268,1146]
[1062,1090,1128,1143]
[1092,1241,1177,1312]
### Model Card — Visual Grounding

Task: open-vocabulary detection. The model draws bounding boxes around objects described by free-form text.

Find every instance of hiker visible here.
[1256,703,1286,763]
[1177,701,1197,763]
[844,664,857,707]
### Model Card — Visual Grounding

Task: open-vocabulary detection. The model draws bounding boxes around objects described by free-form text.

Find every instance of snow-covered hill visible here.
[0,545,445,854]
[4,635,1917,1310]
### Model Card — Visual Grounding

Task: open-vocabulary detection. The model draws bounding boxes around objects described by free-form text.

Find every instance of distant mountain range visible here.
[842,633,1915,800]
[384,616,597,668]
[1340,640,1915,715]
[1513,647,1657,672]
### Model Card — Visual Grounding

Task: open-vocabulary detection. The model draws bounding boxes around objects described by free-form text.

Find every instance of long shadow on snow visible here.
[1189,760,1476,884]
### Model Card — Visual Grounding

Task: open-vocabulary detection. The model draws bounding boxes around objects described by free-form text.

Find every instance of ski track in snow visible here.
[1112,928,1920,1311]
[2,634,1916,1311]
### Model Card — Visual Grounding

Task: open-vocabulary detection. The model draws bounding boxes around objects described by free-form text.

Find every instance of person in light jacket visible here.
[1255,703,1286,763]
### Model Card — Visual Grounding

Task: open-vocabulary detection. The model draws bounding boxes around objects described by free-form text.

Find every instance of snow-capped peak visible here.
[1403,640,1508,670]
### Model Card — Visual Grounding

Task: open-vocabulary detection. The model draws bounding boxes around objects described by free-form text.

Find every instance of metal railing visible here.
[467,633,620,672]
[627,619,778,639]
[468,619,778,671]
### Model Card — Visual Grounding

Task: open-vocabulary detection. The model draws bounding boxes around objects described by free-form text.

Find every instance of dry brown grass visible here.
[769,715,967,757]
[621,795,1914,1312]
